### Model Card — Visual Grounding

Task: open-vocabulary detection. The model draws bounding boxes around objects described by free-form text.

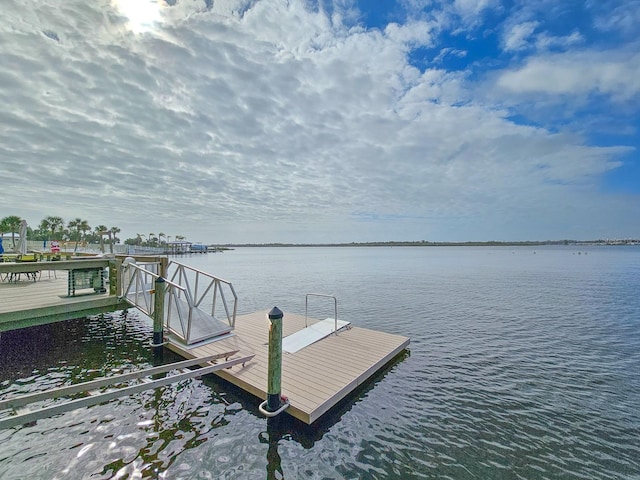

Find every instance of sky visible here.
[1,0,639,244]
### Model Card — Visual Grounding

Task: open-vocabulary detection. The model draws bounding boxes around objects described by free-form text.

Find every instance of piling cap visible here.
[268,306,283,319]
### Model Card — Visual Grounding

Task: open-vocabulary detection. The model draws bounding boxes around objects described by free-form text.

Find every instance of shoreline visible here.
[214,240,639,248]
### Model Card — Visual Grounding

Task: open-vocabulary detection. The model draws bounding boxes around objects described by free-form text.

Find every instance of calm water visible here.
[1,246,639,479]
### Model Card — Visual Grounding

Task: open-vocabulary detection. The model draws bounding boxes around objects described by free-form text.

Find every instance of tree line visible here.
[0,214,186,248]
[0,215,121,247]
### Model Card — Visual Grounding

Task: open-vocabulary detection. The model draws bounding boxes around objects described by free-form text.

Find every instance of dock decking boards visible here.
[0,271,127,331]
[166,311,410,424]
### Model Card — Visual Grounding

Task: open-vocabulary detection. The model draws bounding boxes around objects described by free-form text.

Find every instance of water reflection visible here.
[96,383,232,478]
[259,417,285,480]
[3,246,638,479]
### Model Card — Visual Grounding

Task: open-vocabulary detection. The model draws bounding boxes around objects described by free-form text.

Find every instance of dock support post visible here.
[266,306,284,412]
[109,259,118,296]
[152,277,166,349]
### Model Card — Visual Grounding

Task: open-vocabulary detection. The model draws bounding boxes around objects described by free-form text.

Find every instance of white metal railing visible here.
[120,261,184,316]
[121,260,238,345]
[167,260,238,344]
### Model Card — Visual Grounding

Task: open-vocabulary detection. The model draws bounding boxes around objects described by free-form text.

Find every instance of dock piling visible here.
[152,277,166,349]
[266,306,284,412]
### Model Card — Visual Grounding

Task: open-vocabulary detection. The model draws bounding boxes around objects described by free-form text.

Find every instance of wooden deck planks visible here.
[0,270,127,331]
[167,310,410,424]
[0,272,68,313]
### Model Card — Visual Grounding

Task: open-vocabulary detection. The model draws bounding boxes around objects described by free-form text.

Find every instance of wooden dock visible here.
[1,257,410,425]
[0,259,128,332]
[166,310,410,424]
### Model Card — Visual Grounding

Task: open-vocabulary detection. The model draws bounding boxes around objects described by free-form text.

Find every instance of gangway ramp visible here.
[167,296,232,344]
[121,259,237,345]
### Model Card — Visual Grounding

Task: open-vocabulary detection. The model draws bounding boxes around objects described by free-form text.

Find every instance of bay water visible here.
[1,246,639,479]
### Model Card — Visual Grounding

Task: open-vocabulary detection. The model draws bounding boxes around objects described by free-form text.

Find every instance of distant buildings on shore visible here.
[596,239,640,245]
[218,239,640,248]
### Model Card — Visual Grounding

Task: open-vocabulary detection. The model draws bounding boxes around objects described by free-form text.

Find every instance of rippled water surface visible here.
[1,246,639,479]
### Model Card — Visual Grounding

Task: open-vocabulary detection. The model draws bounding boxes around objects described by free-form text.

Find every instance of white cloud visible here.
[534,30,583,51]
[433,47,467,64]
[590,0,640,37]
[502,20,582,54]
[385,20,435,47]
[0,0,637,242]
[502,20,538,51]
[497,49,640,101]
[453,0,501,22]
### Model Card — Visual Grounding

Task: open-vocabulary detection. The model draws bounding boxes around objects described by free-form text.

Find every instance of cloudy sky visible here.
[1,0,638,243]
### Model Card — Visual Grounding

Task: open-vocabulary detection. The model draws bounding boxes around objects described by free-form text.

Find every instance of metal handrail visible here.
[167,261,238,342]
[120,261,189,337]
[121,262,198,343]
[305,293,338,334]
[121,260,238,345]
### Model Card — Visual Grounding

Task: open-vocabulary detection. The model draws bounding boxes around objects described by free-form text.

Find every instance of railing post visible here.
[122,257,136,297]
[266,306,284,412]
[159,256,168,279]
[152,277,166,349]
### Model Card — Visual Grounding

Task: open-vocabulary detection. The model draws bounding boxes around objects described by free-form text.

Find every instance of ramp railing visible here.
[120,260,186,317]
[121,260,238,345]
[167,261,238,336]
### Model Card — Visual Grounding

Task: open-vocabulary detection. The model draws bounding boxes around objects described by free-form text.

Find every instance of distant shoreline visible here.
[214,240,639,248]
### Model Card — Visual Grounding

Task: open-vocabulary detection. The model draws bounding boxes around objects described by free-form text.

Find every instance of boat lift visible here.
[0,351,253,430]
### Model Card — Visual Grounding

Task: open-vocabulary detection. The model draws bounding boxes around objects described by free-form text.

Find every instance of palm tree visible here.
[136,233,145,246]
[80,221,91,240]
[46,216,64,240]
[67,218,91,252]
[95,225,108,253]
[109,226,121,244]
[39,218,51,239]
[158,232,166,245]
[148,233,156,247]
[0,215,22,248]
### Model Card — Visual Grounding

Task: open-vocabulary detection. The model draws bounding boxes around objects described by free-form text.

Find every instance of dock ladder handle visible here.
[305,293,338,334]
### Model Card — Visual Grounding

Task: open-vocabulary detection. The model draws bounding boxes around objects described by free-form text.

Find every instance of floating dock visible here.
[0,257,410,425]
[166,310,409,424]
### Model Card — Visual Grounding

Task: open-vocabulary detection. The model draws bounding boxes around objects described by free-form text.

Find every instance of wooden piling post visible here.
[266,306,285,412]
[109,259,118,296]
[159,256,168,279]
[152,276,166,348]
